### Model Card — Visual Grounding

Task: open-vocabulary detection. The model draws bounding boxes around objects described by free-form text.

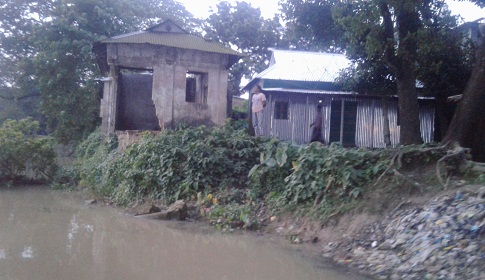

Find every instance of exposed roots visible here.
[436,145,472,189]
[372,145,479,190]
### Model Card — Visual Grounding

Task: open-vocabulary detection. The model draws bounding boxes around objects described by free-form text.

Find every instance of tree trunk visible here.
[443,36,485,162]
[396,65,423,145]
[379,1,422,146]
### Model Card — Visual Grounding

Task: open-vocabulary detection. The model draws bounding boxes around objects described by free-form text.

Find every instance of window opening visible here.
[186,72,208,104]
[274,101,289,120]
[329,100,357,146]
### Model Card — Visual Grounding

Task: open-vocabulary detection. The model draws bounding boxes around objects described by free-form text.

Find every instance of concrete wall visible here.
[100,43,230,134]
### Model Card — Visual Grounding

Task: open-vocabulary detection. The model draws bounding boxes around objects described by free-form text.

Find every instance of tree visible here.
[204,1,287,95]
[337,0,461,145]
[415,17,474,141]
[280,0,347,51]
[0,0,195,142]
[282,0,473,145]
[442,0,485,161]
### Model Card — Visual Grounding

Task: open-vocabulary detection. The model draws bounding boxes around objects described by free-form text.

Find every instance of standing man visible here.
[251,85,266,136]
[310,103,325,144]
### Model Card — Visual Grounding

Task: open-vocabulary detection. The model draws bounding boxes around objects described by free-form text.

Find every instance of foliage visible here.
[203,1,287,95]
[230,100,249,130]
[285,144,388,203]
[280,0,346,51]
[197,189,260,231]
[76,125,267,205]
[0,118,57,182]
[206,202,258,231]
[75,128,118,196]
[332,0,472,145]
[75,126,472,232]
[250,142,390,206]
[0,0,196,143]
[248,139,300,197]
[232,100,249,120]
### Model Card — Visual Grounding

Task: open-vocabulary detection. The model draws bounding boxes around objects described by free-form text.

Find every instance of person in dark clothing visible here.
[310,104,325,143]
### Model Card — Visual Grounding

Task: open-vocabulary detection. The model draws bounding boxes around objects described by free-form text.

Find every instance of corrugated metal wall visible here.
[420,105,435,143]
[261,93,434,147]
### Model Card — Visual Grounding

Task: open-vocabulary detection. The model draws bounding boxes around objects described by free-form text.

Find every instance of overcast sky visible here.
[177,0,484,23]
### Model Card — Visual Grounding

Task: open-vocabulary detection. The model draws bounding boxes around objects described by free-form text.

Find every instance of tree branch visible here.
[378,0,399,74]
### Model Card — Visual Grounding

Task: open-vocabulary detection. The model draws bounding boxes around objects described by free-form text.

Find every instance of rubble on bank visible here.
[320,186,485,280]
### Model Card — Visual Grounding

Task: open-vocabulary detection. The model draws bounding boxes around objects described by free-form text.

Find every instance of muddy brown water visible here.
[0,186,371,280]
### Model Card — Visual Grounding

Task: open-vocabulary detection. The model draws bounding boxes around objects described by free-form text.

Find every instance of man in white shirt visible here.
[251,85,266,136]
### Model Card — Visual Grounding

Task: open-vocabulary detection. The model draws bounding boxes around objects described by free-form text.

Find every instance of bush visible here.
[0,118,57,182]
[249,142,390,207]
[76,125,268,205]
[248,138,300,197]
[284,143,389,204]
[75,128,118,196]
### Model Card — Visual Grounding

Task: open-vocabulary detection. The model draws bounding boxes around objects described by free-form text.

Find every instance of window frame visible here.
[274,100,289,120]
[185,71,208,104]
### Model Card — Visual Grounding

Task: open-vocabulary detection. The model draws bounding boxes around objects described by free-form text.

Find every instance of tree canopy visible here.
[203,1,287,96]
[0,0,195,142]
[281,0,479,145]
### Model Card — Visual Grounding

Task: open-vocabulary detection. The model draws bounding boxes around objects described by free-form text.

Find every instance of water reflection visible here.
[21,246,34,259]
[0,186,370,280]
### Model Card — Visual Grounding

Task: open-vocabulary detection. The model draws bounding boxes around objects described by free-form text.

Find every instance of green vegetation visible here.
[73,124,408,231]
[0,118,57,183]
[1,0,484,232]
[0,0,196,143]
[2,118,479,232]
[76,125,267,205]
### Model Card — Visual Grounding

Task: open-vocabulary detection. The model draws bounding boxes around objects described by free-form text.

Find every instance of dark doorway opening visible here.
[115,69,160,131]
[329,100,357,146]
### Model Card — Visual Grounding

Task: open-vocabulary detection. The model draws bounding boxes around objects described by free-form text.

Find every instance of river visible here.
[0,186,370,280]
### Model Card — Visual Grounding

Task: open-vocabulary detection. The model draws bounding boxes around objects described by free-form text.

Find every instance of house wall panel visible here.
[261,93,434,148]
[420,106,435,143]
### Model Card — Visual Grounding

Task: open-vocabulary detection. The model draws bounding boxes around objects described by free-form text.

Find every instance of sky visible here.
[177,0,484,23]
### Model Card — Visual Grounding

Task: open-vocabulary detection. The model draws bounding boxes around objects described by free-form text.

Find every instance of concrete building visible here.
[93,20,244,136]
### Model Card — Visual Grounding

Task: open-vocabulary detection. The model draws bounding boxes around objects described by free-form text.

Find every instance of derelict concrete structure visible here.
[93,20,244,135]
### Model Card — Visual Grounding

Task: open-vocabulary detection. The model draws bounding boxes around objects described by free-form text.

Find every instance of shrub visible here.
[75,128,118,196]
[248,138,300,197]
[0,118,57,182]
[249,142,390,207]
[284,143,389,204]
[76,124,268,205]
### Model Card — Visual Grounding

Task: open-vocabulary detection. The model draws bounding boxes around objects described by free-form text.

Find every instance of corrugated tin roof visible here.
[263,88,355,95]
[257,49,351,83]
[101,20,244,57]
[101,32,243,57]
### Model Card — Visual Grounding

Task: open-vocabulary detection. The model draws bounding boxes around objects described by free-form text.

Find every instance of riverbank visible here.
[119,178,484,280]
[260,183,485,280]
[70,129,484,279]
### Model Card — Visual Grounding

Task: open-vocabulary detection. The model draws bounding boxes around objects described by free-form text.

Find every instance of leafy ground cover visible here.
[0,118,57,184]
[4,120,483,278]
[72,124,473,232]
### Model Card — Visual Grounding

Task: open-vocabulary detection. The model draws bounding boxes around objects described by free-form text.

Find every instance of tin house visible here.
[93,20,244,138]
[243,49,435,148]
